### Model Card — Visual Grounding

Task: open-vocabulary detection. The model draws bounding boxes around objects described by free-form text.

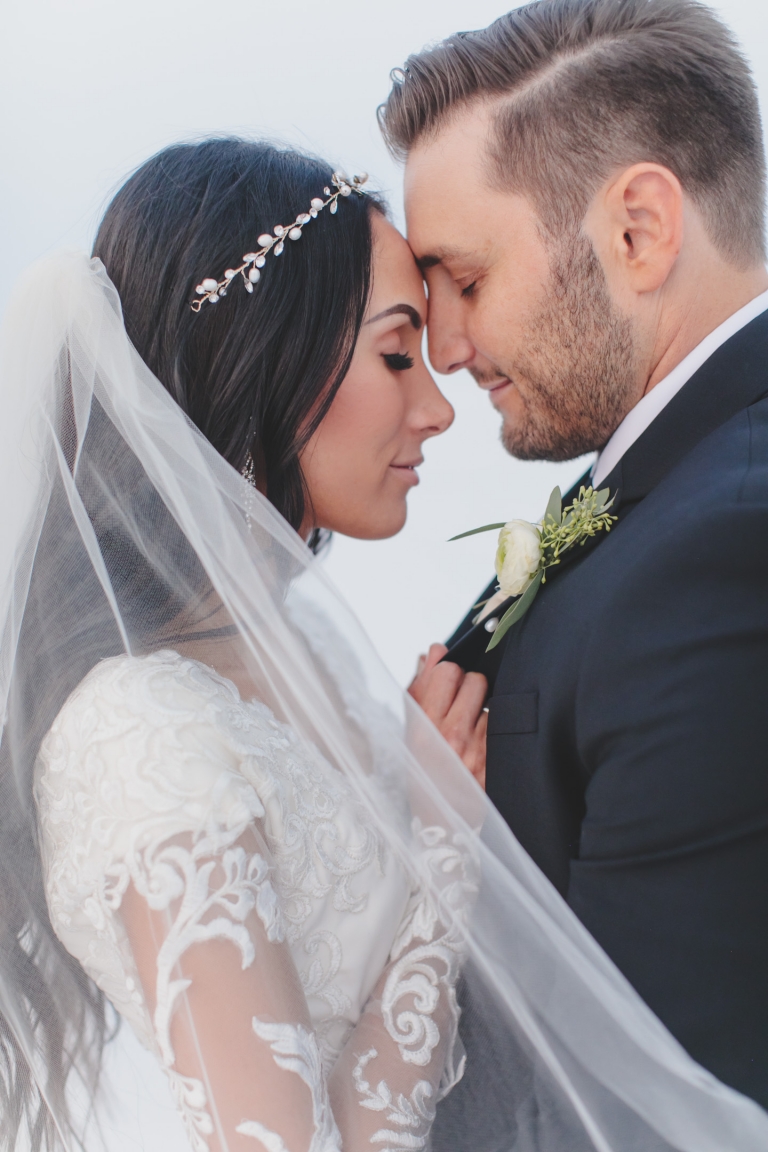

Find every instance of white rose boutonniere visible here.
[451,485,617,651]
[495,520,543,598]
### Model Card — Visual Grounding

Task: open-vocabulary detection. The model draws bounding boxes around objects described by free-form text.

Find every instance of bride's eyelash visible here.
[383,352,415,372]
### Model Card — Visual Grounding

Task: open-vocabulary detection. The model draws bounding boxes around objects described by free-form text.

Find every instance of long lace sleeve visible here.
[119,818,341,1152]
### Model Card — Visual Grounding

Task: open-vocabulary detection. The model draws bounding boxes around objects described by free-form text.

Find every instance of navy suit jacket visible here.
[445,310,768,1107]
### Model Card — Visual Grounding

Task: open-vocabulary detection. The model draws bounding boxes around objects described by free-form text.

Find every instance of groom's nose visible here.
[426,284,477,376]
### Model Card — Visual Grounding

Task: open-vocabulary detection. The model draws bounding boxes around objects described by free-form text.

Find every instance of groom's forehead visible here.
[403,108,508,253]
[405,168,534,264]
[404,152,486,257]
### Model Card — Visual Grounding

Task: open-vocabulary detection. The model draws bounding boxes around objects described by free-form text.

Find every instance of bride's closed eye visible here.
[383,351,415,371]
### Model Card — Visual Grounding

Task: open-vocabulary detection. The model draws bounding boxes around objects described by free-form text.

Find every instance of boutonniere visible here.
[451,485,617,651]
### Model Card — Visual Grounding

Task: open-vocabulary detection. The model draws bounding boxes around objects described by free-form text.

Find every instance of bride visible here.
[1,137,766,1152]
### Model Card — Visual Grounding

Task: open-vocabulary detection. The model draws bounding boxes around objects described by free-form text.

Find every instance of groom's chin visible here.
[500,414,599,463]
[493,387,558,461]
[499,416,554,462]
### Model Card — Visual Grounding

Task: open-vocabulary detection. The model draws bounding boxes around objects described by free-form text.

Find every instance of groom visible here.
[383,0,768,1108]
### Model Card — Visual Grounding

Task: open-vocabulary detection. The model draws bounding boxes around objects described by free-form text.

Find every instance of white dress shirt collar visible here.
[592,287,768,489]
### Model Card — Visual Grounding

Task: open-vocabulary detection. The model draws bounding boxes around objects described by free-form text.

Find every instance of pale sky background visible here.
[2,0,767,684]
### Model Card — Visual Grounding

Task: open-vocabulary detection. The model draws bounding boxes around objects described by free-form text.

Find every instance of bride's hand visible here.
[409,644,488,789]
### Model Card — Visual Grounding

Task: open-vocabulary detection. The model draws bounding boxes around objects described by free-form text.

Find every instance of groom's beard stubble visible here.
[491,231,639,463]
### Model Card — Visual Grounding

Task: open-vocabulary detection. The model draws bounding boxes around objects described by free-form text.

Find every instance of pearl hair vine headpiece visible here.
[191,171,369,312]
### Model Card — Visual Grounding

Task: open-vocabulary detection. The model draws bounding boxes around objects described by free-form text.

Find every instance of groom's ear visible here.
[585,163,684,295]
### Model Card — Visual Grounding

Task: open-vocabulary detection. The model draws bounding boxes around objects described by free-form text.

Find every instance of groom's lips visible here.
[488,377,512,399]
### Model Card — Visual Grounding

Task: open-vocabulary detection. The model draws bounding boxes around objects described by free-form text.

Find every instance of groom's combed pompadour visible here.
[379,0,766,266]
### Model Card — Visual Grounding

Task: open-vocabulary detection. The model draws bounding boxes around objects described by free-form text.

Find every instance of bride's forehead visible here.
[369,218,426,310]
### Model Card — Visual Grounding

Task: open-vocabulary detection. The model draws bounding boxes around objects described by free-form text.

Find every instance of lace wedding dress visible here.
[34,649,465,1152]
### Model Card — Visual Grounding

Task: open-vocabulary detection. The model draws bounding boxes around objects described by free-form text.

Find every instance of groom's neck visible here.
[642,253,768,396]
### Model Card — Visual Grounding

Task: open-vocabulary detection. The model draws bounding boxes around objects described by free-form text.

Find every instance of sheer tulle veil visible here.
[0,251,765,1151]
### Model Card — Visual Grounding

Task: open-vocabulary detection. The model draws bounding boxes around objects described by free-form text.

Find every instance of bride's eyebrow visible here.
[365,304,423,329]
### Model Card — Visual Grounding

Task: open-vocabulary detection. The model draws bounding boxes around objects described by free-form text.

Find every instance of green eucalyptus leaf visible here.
[449,523,506,541]
[544,486,562,526]
[485,570,544,651]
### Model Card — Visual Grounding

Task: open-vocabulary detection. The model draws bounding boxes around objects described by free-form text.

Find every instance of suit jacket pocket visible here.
[488,691,539,735]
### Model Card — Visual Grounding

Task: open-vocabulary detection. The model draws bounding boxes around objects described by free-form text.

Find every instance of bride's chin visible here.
[377,491,410,536]
[340,499,409,542]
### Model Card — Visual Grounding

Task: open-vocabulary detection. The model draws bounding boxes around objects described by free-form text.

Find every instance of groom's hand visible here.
[409,644,488,789]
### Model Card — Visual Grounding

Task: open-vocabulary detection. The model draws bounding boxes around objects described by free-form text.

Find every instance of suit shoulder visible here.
[645,397,768,516]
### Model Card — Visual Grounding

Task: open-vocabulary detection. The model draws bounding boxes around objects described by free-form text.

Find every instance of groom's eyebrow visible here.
[416,247,466,271]
[366,304,423,329]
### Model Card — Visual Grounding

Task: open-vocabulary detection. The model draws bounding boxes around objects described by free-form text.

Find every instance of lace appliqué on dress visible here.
[150,835,284,1069]
[383,822,477,1078]
[344,821,478,1151]
[352,1048,435,1152]
[237,1018,342,1152]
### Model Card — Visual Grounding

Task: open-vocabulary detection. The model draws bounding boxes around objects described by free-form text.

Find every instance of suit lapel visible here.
[446,308,768,675]
[547,307,768,582]
[602,307,768,510]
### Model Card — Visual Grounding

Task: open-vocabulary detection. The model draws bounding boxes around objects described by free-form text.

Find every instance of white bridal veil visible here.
[0,251,766,1152]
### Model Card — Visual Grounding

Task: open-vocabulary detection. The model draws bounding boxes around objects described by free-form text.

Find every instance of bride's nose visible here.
[407,362,454,440]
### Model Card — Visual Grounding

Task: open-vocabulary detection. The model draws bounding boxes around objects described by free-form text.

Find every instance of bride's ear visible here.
[586,162,684,295]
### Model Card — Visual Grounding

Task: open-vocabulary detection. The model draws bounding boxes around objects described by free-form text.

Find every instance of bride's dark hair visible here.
[0,139,386,1152]
[93,137,385,547]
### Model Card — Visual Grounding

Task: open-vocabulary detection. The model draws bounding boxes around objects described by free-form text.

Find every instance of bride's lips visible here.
[389,458,422,486]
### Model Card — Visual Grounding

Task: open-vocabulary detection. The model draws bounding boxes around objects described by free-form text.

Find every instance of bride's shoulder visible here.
[57,648,238,716]
[47,648,279,737]
[36,649,287,801]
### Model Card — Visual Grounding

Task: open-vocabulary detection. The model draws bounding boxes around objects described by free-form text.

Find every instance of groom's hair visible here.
[379,0,766,267]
